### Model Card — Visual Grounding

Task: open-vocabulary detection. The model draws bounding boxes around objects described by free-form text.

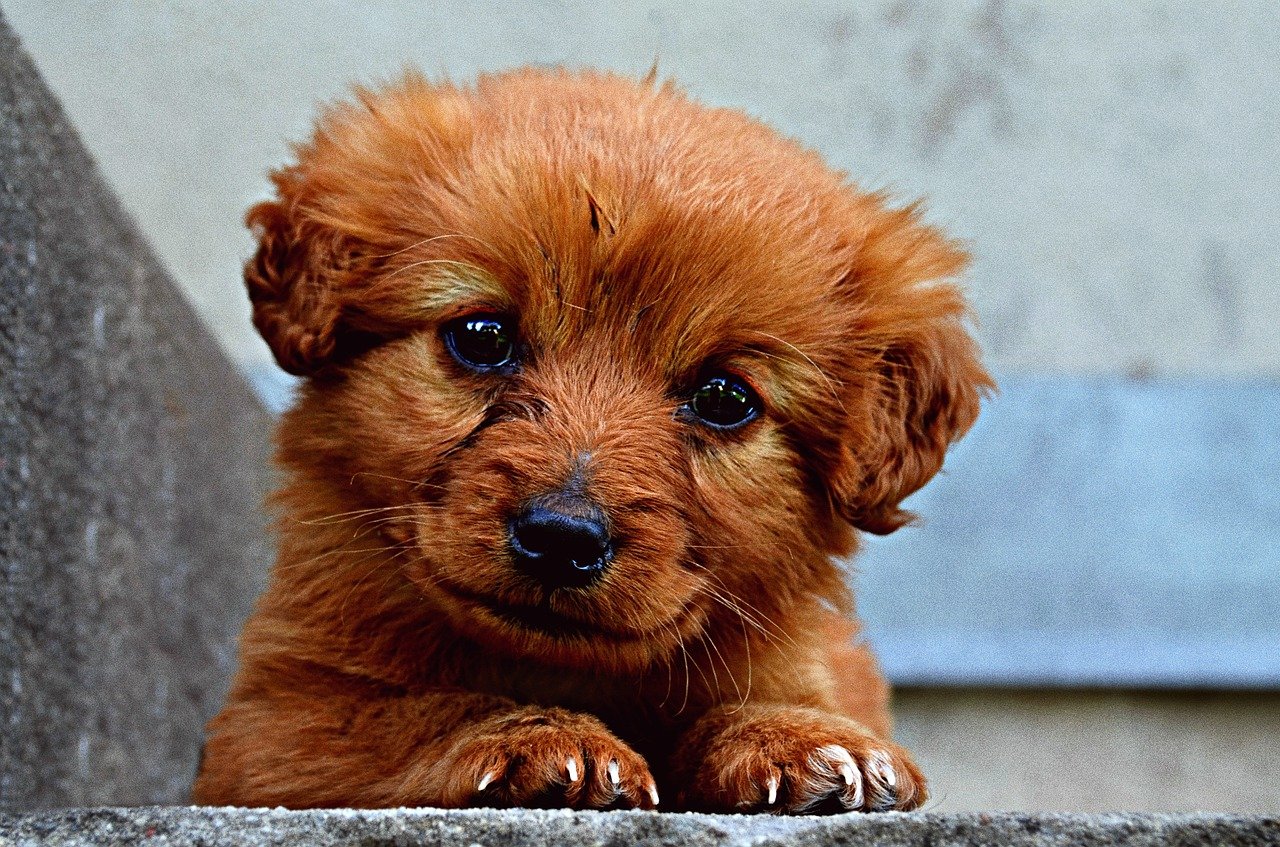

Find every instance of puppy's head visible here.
[251,70,991,673]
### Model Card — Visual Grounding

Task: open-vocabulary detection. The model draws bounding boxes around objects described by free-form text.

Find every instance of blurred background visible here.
[6,1,1277,812]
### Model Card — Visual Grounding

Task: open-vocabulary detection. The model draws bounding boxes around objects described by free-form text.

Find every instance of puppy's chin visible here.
[408,557,707,674]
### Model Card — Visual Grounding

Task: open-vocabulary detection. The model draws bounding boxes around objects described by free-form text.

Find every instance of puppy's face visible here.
[250,70,990,673]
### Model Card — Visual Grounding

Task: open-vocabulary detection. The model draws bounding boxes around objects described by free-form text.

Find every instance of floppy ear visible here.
[830,213,993,535]
[241,163,386,381]
[243,74,475,376]
[244,186,349,376]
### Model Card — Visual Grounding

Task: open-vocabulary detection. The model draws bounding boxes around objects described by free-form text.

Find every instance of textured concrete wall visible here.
[4,1,1278,377]
[0,14,273,808]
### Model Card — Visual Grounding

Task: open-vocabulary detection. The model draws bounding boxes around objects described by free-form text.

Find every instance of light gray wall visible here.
[858,376,1280,689]
[6,1,1279,376]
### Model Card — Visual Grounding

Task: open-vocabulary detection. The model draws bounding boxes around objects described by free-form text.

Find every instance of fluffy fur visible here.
[193,67,991,814]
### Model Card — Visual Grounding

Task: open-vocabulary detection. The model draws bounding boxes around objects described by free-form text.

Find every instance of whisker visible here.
[700,628,745,708]
[348,471,448,492]
[372,233,481,260]
[656,618,678,711]
[684,562,799,650]
[677,629,692,716]
[338,543,415,628]
[699,637,723,702]
[293,503,428,526]
[747,330,847,414]
[337,514,427,545]
[382,257,484,281]
[693,583,775,644]
[738,603,753,710]
[369,554,424,606]
[694,566,799,649]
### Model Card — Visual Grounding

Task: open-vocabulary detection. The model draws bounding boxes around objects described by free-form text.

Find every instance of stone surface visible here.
[0,13,273,808]
[1,808,1277,847]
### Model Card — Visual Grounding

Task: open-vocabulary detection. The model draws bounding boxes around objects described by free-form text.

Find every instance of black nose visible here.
[509,503,612,589]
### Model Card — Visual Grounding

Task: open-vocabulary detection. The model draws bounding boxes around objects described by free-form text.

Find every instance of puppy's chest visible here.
[459,660,679,731]
[468,661,627,707]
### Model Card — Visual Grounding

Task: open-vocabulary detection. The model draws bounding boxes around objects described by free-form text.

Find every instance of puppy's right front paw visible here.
[672,706,925,815]
[430,708,658,810]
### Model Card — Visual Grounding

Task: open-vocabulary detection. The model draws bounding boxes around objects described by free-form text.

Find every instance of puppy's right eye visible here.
[442,314,517,371]
[685,373,762,430]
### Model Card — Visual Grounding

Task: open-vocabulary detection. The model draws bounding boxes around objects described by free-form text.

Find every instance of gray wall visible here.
[5,1,1278,377]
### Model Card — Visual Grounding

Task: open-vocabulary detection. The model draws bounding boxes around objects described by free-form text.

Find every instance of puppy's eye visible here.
[686,374,761,430]
[442,314,517,371]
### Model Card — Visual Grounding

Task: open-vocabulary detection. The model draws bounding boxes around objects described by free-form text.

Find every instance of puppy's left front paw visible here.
[675,707,925,814]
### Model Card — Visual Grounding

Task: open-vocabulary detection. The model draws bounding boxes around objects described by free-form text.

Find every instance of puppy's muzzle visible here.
[508,494,612,590]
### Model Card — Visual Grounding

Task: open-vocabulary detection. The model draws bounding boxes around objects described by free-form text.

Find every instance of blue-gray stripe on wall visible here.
[857,376,1279,688]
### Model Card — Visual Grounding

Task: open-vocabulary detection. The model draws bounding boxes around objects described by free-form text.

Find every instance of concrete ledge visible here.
[1,808,1276,847]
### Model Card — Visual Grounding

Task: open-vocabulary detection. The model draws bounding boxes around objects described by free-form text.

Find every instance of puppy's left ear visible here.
[830,209,994,535]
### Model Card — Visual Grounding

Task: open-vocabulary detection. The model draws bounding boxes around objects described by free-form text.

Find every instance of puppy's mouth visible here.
[484,599,602,639]
[439,582,636,642]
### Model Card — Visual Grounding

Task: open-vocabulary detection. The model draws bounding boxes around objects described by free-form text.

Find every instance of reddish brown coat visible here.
[193,68,990,813]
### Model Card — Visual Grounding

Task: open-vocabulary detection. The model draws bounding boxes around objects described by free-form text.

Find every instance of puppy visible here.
[193,68,990,814]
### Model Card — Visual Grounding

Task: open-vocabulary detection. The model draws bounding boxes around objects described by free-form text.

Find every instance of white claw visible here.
[871,751,897,788]
[823,744,858,786]
[850,770,864,809]
[648,783,660,806]
[607,759,621,789]
[566,757,580,783]
[477,771,496,792]
[766,775,779,806]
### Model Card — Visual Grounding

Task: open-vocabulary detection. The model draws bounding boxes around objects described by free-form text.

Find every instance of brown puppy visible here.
[193,68,990,814]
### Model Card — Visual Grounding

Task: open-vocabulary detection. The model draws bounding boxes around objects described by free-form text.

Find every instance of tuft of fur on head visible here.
[242,66,991,682]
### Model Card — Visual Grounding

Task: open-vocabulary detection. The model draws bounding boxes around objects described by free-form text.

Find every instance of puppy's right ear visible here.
[244,73,480,375]
[244,182,351,376]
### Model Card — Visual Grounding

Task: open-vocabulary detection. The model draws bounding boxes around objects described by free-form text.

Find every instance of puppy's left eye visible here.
[686,374,761,430]
[443,314,517,371]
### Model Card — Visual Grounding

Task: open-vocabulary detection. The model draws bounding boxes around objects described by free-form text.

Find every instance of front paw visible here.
[675,706,925,814]
[432,707,658,810]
